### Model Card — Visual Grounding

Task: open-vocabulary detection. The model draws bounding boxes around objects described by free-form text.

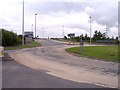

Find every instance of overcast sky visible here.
[0,0,119,38]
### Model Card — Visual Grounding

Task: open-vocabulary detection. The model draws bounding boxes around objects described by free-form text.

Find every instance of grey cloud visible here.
[118,2,120,25]
[25,2,86,14]
[65,23,89,31]
[118,1,120,39]
[86,2,118,28]
[26,1,117,28]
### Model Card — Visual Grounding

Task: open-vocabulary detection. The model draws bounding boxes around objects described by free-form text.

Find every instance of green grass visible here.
[66,46,119,62]
[4,41,41,50]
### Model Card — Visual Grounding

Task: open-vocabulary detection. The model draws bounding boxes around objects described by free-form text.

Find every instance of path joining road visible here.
[3,39,118,88]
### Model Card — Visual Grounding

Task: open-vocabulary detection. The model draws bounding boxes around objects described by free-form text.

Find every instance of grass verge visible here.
[66,46,119,62]
[4,41,40,50]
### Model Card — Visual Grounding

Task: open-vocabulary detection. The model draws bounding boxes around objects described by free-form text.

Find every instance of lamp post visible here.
[62,25,64,38]
[42,28,44,39]
[35,13,37,38]
[22,0,24,45]
[31,24,33,31]
[89,16,92,44]
[105,26,109,38]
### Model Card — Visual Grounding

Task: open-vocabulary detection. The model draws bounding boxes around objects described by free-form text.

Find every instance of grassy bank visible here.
[4,41,40,50]
[66,46,119,62]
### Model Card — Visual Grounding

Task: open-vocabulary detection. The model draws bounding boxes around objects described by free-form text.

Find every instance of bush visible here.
[17,35,22,44]
[1,29,18,46]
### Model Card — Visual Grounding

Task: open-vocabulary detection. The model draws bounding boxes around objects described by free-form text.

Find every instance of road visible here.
[3,39,118,88]
[38,39,64,46]
[3,59,103,88]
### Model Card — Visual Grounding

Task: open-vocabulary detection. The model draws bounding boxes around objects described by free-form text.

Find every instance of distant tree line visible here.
[1,29,22,46]
[92,30,119,44]
[65,30,119,44]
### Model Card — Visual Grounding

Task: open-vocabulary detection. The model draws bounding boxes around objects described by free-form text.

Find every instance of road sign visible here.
[68,33,75,38]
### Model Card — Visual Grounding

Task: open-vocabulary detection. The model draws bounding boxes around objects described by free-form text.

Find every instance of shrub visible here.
[1,29,17,46]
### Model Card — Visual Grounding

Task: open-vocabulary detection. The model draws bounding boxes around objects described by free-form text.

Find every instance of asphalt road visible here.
[38,39,118,76]
[38,39,65,46]
[3,39,118,88]
[2,60,102,88]
[2,40,103,88]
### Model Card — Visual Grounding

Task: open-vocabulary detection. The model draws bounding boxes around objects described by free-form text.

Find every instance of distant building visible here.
[24,31,33,43]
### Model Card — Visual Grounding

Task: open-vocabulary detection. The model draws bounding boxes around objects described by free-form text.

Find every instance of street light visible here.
[89,16,92,44]
[31,24,33,31]
[105,26,109,38]
[42,28,44,39]
[22,0,24,45]
[62,25,64,38]
[35,13,38,38]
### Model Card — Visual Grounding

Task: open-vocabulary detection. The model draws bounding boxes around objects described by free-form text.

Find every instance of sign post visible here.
[80,37,83,53]
[68,33,75,45]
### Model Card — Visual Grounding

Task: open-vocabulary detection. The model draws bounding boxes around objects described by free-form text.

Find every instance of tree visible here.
[64,36,67,39]
[1,29,18,46]
[74,36,80,42]
[98,31,102,39]
[92,30,98,41]
[115,36,119,44]
[84,33,89,41]
[101,33,106,40]
[17,35,22,44]
[92,30,105,41]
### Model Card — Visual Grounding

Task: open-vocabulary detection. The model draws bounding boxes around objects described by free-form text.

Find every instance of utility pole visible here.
[31,24,33,31]
[105,26,109,38]
[89,16,92,44]
[35,13,37,38]
[22,0,24,45]
[62,25,64,38]
[42,28,44,39]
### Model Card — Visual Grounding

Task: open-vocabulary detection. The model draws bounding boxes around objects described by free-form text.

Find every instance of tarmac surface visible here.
[2,59,103,88]
[2,39,118,88]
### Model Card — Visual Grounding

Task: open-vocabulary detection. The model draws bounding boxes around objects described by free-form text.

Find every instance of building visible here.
[24,31,33,43]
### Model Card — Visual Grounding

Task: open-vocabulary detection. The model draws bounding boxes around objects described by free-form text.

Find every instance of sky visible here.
[0,0,119,38]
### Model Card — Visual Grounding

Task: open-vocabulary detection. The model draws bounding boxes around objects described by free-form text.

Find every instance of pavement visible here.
[3,39,118,88]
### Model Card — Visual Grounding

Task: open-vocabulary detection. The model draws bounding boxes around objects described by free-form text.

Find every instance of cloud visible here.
[84,2,118,28]
[25,2,86,14]
[0,0,118,38]
[25,1,118,28]
[84,6,95,14]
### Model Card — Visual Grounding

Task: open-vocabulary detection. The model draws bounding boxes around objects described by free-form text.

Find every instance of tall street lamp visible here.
[89,16,92,44]
[105,26,109,38]
[31,24,33,31]
[42,28,44,39]
[62,25,64,38]
[35,13,38,38]
[22,0,24,45]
